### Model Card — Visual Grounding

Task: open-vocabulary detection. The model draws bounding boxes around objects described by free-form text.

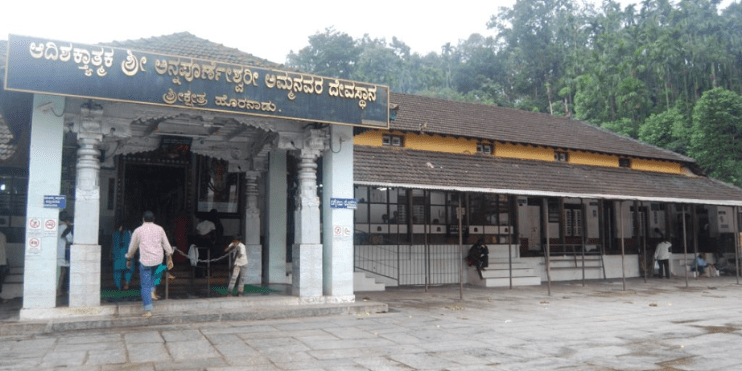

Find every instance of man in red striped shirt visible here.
[126,211,174,318]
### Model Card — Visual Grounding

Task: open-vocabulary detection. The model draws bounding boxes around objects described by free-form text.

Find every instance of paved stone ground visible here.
[2,276,742,370]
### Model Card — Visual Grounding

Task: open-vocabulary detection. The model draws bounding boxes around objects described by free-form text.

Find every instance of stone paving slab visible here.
[1,277,742,370]
[0,298,388,337]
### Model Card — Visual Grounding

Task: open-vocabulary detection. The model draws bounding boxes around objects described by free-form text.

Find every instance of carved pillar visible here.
[244,171,262,285]
[292,129,325,299]
[69,105,104,308]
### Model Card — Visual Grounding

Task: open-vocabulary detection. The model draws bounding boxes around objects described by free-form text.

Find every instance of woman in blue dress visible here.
[112,222,135,290]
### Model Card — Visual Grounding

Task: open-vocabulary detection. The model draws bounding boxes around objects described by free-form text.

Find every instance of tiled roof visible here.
[0,34,280,69]
[104,32,284,68]
[354,145,742,205]
[389,93,693,164]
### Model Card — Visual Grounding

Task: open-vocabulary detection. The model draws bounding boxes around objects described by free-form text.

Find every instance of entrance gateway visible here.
[3,34,390,316]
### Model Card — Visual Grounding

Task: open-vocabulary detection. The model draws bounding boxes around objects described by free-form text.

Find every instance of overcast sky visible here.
[1,0,737,65]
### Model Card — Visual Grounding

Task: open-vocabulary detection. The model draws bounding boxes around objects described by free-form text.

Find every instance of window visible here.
[0,172,28,215]
[554,151,569,162]
[382,135,403,147]
[355,186,409,244]
[619,158,631,168]
[476,143,492,154]
[564,207,583,237]
[353,188,514,245]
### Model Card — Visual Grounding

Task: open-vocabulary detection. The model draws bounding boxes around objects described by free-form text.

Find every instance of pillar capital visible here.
[244,170,262,181]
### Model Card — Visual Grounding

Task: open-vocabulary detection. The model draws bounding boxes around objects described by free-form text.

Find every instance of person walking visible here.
[654,228,672,279]
[112,222,134,291]
[125,211,173,317]
[224,236,247,296]
[57,216,73,296]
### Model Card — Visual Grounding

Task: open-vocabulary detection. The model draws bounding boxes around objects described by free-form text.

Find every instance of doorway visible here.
[122,163,187,227]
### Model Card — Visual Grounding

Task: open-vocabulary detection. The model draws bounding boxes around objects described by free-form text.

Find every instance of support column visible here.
[266,150,287,284]
[69,105,104,308]
[322,125,355,302]
[244,171,262,285]
[21,94,65,311]
[292,129,324,299]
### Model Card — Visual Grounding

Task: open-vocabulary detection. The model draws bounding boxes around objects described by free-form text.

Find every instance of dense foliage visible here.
[285,0,742,186]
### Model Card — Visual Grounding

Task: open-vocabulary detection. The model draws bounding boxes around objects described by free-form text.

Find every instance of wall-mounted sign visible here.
[4,34,390,129]
[43,195,66,209]
[330,198,358,209]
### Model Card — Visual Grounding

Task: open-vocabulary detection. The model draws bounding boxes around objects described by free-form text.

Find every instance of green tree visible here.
[286,28,360,79]
[689,87,742,184]
[638,107,688,153]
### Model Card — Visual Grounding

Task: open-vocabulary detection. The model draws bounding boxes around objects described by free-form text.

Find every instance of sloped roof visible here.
[389,93,693,164]
[104,32,283,68]
[354,145,742,206]
[0,33,279,69]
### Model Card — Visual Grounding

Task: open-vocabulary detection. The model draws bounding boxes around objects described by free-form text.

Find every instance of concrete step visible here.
[0,283,23,300]
[473,275,542,288]
[485,261,532,270]
[487,245,519,260]
[549,255,601,262]
[354,272,386,292]
[467,267,541,287]
[550,265,603,270]
[2,267,24,300]
[479,267,536,278]
[2,296,389,337]
[5,273,23,284]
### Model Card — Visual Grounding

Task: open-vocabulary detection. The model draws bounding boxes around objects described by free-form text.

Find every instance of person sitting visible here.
[465,239,489,279]
[691,253,708,276]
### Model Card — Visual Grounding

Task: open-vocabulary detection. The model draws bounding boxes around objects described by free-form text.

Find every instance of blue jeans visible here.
[139,264,158,311]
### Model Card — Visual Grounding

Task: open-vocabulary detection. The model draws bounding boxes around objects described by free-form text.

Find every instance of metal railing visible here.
[354,244,461,286]
[354,244,399,282]
[544,243,607,280]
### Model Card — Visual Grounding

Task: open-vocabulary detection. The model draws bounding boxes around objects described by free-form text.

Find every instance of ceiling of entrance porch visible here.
[64,98,304,171]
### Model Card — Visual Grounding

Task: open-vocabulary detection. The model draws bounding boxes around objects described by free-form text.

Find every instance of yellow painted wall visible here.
[354,130,479,154]
[404,133,477,154]
[353,131,686,175]
[568,151,618,167]
[495,142,554,162]
[354,131,385,146]
[631,158,683,174]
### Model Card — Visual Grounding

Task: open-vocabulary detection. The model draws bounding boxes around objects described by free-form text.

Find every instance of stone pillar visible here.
[69,105,103,308]
[322,125,355,301]
[21,94,65,311]
[292,129,325,299]
[266,150,287,284]
[244,171,262,285]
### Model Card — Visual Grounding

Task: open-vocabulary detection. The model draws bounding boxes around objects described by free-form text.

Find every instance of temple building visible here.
[1,33,742,318]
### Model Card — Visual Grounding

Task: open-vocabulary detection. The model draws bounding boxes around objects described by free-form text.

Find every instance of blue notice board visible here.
[330,198,358,209]
[43,195,66,209]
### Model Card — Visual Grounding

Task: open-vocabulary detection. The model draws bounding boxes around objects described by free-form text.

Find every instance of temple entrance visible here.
[122,163,187,227]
